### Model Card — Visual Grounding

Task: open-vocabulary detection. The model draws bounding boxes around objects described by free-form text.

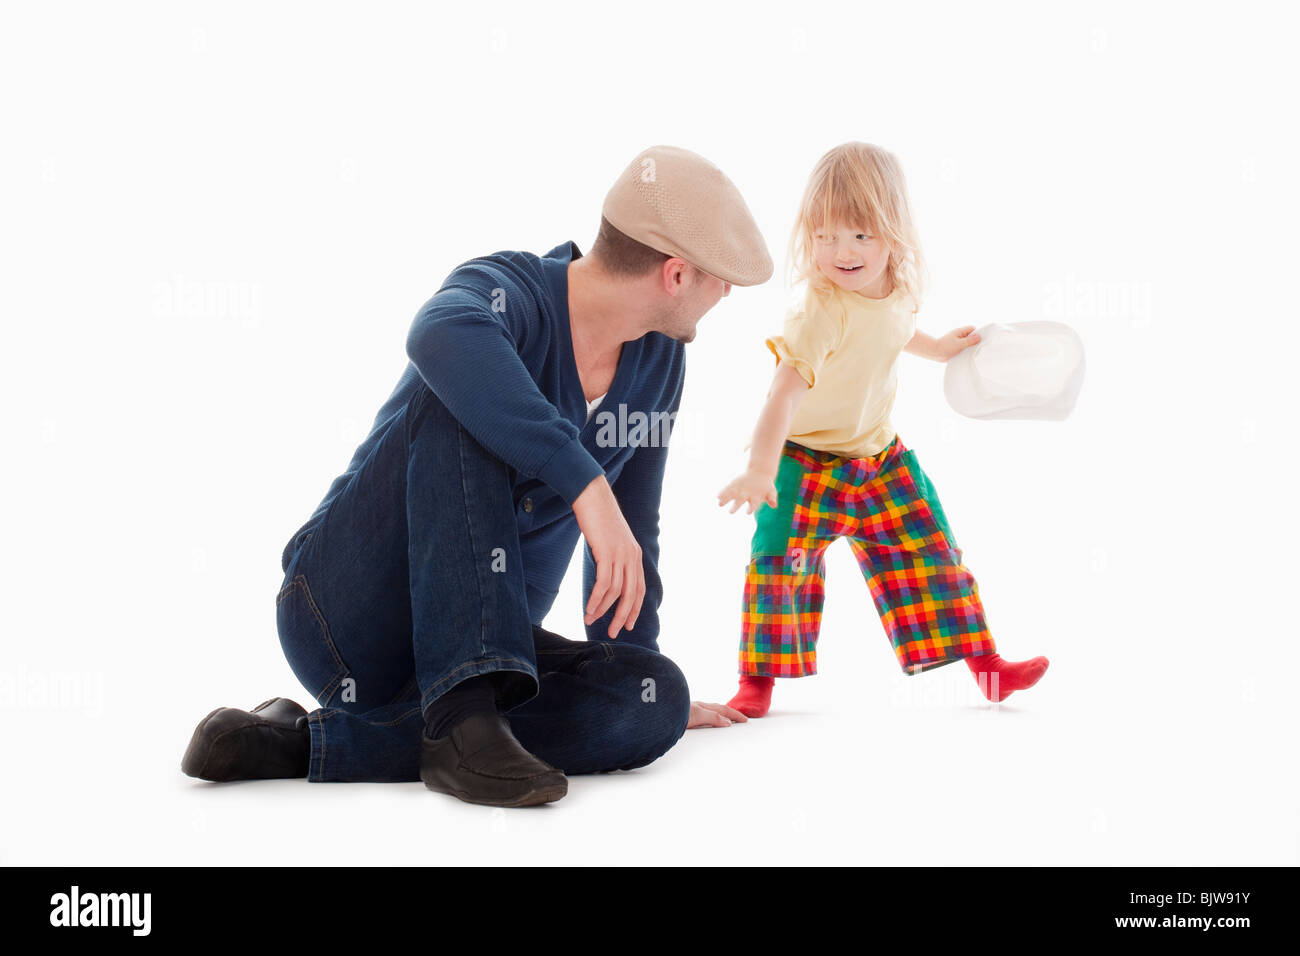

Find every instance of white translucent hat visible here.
[943,321,1085,420]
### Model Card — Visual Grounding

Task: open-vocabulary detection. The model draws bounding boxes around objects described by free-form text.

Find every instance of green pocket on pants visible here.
[749,449,806,559]
[899,448,958,549]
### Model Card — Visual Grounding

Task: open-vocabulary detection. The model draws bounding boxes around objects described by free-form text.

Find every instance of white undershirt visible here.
[585,393,607,424]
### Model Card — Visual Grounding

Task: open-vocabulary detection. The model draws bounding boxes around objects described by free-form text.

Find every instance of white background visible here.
[2,1,1296,865]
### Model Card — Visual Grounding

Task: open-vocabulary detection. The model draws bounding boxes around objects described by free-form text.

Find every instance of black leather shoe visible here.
[182,697,310,781]
[420,713,567,807]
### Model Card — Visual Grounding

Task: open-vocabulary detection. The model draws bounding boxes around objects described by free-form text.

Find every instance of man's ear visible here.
[661,257,693,293]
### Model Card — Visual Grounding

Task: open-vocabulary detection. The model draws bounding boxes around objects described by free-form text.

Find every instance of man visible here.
[181,145,773,807]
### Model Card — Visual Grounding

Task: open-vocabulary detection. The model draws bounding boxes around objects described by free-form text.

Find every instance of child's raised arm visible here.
[717,361,810,515]
[905,324,981,362]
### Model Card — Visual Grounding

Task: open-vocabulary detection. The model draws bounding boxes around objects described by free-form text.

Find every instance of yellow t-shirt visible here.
[764,282,917,459]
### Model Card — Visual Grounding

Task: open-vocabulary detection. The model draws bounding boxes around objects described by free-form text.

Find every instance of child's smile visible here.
[813,221,892,297]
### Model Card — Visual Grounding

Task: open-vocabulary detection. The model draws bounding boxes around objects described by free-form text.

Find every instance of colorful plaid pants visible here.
[740,436,996,677]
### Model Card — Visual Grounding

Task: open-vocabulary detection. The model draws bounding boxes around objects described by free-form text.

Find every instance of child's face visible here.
[812,220,892,297]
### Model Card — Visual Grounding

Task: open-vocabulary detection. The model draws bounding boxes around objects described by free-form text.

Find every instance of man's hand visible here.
[934,325,981,361]
[717,468,778,515]
[573,475,645,638]
[687,701,749,728]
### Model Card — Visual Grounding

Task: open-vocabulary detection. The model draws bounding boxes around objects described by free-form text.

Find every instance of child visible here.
[717,142,1049,717]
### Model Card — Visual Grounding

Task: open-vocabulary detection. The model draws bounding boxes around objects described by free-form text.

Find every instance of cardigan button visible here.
[522,497,534,513]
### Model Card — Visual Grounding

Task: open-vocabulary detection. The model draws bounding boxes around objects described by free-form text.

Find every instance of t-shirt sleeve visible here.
[764,296,843,388]
[405,274,604,505]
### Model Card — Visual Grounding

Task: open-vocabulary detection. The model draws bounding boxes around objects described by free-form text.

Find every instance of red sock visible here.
[727,675,774,718]
[965,653,1049,702]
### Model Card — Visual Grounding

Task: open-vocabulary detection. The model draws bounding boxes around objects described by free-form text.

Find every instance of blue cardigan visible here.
[282,241,685,650]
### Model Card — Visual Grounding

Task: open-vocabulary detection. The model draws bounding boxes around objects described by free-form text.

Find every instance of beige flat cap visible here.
[602,145,773,287]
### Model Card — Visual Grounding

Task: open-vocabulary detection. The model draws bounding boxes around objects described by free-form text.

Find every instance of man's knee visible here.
[603,645,690,772]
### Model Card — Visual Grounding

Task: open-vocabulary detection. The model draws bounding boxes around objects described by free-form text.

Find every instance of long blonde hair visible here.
[785,142,927,313]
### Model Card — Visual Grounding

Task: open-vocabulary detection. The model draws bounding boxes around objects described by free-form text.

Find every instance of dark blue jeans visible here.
[275,382,690,782]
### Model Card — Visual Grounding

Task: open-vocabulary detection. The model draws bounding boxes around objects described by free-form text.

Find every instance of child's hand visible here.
[717,468,778,515]
[935,325,981,361]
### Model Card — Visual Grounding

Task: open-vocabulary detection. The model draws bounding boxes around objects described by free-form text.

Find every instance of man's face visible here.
[659,264,731,343]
